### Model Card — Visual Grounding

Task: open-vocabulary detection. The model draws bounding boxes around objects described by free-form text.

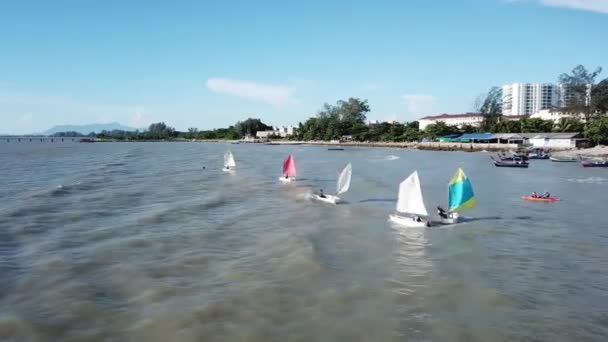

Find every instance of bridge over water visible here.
[0,136,93,143]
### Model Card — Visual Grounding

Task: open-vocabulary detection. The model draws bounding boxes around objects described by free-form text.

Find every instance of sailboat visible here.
[313,163,352,204]
[440,168,475,224]
[222,151,236,172]
[279,154,296,182]
[389,171,430,227]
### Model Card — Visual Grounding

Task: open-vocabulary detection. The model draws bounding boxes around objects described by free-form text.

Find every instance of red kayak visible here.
[521,196,560,202]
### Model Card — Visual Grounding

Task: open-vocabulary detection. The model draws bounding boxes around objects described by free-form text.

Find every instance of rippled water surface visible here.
[1,142,607,341]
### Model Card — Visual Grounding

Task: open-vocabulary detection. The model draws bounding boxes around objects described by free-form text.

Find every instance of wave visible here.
[385,155,400,161]
[567,177,607,184]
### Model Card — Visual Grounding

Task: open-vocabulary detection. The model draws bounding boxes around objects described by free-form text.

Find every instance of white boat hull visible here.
[222,168,235,173]
[279,177,295,183]
[389,214,429,227]
[440,212,460,225]
[312,194,340,204]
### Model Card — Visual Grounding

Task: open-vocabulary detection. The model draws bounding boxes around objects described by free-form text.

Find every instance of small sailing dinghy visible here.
[313,163,352,204]
[389,171,430,227]
[279,154,296,182]
[223,151,236,172]
[440,168,475,224]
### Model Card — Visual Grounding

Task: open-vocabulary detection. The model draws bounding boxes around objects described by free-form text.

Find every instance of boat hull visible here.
[222,168,235,173]
[279,177,295,183]
[312,194,340,204]
[521,196,559,202]
[581,162,608,168]
[440,212,460,224]
[550,157,577,162]
[389,214,429,227]
[494,161,529,168]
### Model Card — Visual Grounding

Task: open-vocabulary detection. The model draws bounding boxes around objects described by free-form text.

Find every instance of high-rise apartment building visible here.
[502,83,559,116]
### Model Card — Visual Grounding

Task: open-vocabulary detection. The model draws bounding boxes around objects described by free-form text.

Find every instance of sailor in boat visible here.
[542,191,550,199]
[319,189,326,198]
[285,175,289,180]
[531,191,538,198]
[437,205,448,219]
[226,165,230,170]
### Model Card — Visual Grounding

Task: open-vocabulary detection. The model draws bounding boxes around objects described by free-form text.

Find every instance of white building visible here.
[529,109,585,123]
[502,83,559,116]
[255,125,294,139]
[522,132,586,149]
[417,113,484,130]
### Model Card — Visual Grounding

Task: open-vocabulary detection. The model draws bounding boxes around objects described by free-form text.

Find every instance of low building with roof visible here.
[418,113,484,130]
[520,132,587,149]
[491,133,526,144]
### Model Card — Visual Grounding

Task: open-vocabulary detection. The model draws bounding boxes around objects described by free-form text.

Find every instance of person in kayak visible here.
[437,205,448,219]
[319,189,326,198]
[531,191,538,198]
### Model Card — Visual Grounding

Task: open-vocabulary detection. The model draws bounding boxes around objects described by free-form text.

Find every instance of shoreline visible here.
[93,138,608,157]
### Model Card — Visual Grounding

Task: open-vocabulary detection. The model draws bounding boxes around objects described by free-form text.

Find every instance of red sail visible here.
[282,154,296,177]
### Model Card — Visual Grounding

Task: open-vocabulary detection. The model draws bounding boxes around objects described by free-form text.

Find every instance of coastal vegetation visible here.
[51,65,608,145]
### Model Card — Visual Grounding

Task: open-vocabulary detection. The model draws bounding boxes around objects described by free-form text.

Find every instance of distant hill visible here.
[44,122,138,135]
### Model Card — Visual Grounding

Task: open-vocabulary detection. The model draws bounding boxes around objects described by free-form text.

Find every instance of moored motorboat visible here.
[581,160,608,168]
[550,156,578,162]
[492,157,529,168]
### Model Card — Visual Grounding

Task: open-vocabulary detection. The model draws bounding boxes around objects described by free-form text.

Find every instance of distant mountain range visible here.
[44,122,138,135]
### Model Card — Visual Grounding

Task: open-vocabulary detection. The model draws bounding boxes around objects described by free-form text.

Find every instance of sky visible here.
[1,0,608,134]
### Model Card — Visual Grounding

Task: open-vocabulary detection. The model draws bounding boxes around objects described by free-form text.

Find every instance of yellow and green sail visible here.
[448,168,476,212]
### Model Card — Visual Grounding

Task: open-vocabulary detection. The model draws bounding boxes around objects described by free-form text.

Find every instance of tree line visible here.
[53,65,608,145]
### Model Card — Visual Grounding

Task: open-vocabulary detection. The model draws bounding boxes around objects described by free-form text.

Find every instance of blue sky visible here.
[1,0,607,134]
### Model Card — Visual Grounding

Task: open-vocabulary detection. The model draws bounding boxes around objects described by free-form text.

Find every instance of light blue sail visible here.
[448,168,476,212]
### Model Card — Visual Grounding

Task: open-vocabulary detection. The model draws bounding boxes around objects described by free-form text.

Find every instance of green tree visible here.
[475,87,502,131]
[559,65,603,121]
[554,117,585,133]
[298,97,371,141]
[234,118,271,137]
[492,120,522,133]
[585,115,608,144]
[591,78,608,114]
[424,121,459,138]
[521,118,554,133]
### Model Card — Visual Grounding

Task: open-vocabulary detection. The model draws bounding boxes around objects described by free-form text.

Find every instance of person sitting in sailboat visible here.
[531,191,538,198]
[542,191,550,198]
[437,205,448,219]
[319,189,326,198]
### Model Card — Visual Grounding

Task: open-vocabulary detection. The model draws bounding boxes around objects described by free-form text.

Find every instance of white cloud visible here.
[206,78,297,106]
[129,110,146,128]
[401,94,438,117]
[508,0,608,14]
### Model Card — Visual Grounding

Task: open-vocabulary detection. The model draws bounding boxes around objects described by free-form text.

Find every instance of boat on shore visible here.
[440,168,475,225]
[581,160,608,168]
[389,171,430,227]
[492,157,529,168]
[313,163,352,204]
[550,156,578,162]
[279,154,297,183]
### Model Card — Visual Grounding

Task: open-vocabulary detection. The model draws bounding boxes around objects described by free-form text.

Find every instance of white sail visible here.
[396,170,428,216]
[336,163,352,195]
[224,151,236,168]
